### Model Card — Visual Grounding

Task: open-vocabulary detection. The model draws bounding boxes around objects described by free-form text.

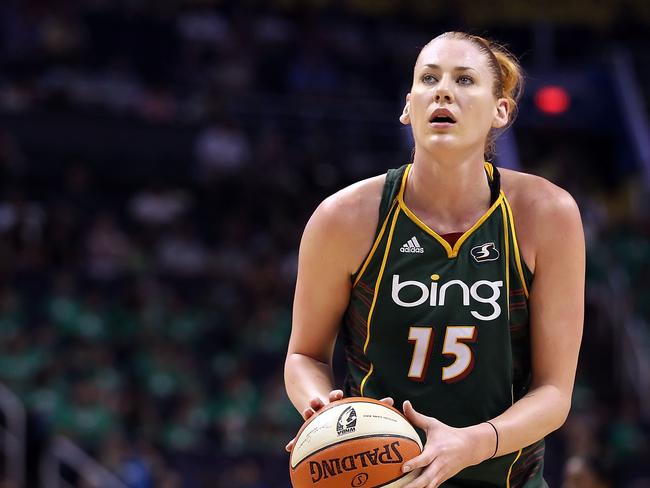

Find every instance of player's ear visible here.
[492,98,509,129]
[400,94,411,125]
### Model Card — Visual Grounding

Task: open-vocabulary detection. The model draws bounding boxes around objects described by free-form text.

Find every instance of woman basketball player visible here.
[285,31,584,487]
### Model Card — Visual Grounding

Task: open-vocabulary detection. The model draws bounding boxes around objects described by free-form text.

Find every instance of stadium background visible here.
[1,0,649,486]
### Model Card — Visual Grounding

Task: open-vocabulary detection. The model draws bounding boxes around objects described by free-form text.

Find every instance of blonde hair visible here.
[426,32,524,159]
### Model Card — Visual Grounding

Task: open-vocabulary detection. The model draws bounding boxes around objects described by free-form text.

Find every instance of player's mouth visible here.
[429,108,457,128]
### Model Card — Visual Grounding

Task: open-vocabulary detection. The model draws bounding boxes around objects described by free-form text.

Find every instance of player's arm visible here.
[284,199,353,415]
[401,181,585,487]
[284,178,382,419]
[480,184,585,454]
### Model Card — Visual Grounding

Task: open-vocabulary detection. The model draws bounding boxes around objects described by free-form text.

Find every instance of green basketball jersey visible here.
[342,163,545,487]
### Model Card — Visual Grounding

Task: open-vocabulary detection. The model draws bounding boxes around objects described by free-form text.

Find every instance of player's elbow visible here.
[549,386,573,431]
[283,352,331,390]
[529,383,574,433]
[284,352,302,386]
[283,353,304,404]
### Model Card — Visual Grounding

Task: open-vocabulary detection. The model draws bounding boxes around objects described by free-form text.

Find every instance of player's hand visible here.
[285,390,394,452]
[400,401,490,488]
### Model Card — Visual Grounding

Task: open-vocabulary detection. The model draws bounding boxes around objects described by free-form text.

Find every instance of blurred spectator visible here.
[52,377,119,452]
[176,9,228,45]
[221,458,268,488]
[97,57,144,115]
[99,433,155,488]
[0,130,27,182]
[288,42,342,95]
[85,212,131,282]
[0,191,46,247]
[0,335,46,393]
[156,222,209,277]
[128,182,192,228]
[137,84,177,123]
[194,120,251,179]
[562,455,613,488]
[0,287,22,340]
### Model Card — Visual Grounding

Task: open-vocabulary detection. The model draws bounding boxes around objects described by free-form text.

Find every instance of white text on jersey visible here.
[400,236,424,254]
[390,275,502,321]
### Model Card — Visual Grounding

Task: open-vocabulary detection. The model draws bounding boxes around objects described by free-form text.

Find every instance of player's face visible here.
[401,37,509,157]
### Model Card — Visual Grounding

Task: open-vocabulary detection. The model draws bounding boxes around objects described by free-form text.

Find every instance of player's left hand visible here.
[400,400,488,488]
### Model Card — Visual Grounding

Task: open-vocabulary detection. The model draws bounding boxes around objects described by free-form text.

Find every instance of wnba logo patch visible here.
[336,406,357,436]
[470,242,499,263]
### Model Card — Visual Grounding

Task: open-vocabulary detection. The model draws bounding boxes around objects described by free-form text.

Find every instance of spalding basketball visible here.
[289,397,423,488]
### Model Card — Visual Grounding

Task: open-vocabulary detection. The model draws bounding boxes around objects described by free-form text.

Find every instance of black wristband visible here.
[485,421,499,459]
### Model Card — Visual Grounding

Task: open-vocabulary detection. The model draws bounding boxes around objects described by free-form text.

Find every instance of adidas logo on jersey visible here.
[400,236,424,254]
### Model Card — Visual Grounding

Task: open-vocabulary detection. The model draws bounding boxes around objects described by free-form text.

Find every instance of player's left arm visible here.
[484,185,585,454]
[400,184,585,487]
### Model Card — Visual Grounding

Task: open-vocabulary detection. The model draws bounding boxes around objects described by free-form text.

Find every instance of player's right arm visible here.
[284,177,384,420]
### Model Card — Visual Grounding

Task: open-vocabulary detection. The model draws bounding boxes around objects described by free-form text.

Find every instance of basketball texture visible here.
[289,397,423,488]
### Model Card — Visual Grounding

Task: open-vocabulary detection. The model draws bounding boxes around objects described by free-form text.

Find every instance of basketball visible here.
[289,397,423,488]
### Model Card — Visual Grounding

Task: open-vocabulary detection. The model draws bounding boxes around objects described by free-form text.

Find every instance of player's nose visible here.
[433,76,454,103]
[434,88,453,103]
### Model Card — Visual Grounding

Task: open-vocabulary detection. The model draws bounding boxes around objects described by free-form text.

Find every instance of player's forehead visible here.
[414,37,490,74]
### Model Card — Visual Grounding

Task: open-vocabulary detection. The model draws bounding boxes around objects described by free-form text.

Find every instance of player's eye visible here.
[457,75,474,85]
[421,74,437,84]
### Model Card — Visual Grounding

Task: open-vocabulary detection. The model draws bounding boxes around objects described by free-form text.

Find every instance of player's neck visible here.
[406,150,493,234]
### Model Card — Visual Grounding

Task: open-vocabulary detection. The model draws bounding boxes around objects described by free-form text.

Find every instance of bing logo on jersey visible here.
[470,242,499,263]
[390,275,502,321]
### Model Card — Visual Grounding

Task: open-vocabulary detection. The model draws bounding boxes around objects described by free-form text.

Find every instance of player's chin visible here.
[420,134,461,151]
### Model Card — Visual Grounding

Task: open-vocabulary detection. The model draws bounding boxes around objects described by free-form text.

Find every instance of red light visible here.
[534,86,570,115]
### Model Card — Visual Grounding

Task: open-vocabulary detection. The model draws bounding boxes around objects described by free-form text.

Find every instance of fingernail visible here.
[403,465,411,473]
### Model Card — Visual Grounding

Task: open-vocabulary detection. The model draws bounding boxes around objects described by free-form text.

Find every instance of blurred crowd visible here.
[1,1,650,487]
[0,158,319,486]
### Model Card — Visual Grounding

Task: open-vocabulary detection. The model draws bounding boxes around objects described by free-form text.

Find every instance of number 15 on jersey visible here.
[408,326,477,383]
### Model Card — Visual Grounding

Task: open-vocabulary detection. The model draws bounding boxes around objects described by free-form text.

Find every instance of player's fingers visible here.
[401,463,439,488]
[379,396,394,406]
[402,400,432,429]
[402,447,437,474]
[303,407,316,420]
[309,397,325,411]
[328,390,344,402]
[426,479,442,488]
[285,437,296,452]
[426,471,445,488]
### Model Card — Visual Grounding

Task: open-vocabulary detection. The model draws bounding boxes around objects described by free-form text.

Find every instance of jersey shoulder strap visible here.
[488,162,501,205]
[376,164,408,228]
[351,165,407,282]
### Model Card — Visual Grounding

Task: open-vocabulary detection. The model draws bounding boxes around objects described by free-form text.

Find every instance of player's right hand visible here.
[285,390,394,452]
[301,389,344,421]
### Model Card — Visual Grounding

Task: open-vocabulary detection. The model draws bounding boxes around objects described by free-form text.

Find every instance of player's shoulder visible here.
[499,168,583,270]
[309,173,386,236]
[301,173,387,275]
[499,167,580,222]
